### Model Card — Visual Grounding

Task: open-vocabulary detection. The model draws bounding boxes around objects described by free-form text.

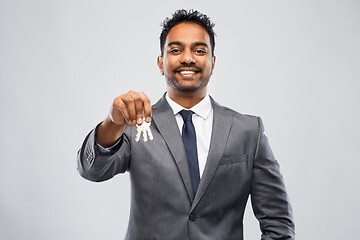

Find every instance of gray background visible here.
[1,0,359,239]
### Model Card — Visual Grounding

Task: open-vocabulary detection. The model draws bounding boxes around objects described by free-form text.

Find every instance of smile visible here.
[179,71,197,75]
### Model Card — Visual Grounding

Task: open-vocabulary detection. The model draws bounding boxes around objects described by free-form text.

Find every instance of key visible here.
[135,118,154,142]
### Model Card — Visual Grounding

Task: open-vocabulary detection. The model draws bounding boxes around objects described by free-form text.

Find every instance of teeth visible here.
[180,71,195,74]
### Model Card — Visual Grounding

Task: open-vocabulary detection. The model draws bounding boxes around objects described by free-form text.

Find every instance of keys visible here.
[135,118,154,142]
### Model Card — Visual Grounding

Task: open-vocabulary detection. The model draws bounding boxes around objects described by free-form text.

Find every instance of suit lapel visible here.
[190,97,233,212]
[152,95,194,203]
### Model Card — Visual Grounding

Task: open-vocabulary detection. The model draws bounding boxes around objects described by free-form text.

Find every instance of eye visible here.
[169,49,181,54]
[194,49,207,55]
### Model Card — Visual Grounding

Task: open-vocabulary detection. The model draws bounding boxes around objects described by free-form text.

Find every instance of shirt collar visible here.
[165,92,213,120]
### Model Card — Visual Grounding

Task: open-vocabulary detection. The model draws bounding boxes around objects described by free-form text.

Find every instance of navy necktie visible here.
[179,110,200,196]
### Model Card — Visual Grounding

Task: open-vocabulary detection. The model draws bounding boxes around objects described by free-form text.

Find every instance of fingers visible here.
[112,97,129,125]
[111,91,152,126]
[138,92,152,123]
[132,92,144,125]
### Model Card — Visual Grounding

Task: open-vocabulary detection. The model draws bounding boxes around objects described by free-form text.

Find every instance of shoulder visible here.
[210,96,260,130]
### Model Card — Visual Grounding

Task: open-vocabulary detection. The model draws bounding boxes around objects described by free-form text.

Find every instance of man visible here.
[77,9,295,239]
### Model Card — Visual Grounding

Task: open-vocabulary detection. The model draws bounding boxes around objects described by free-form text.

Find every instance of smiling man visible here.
[77,9,295,239]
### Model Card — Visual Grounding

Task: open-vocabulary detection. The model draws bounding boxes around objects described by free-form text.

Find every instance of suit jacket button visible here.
[87,152,94,164]
[189,214,196,221]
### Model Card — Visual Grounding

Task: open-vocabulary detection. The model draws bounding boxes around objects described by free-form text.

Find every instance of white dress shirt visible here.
[165,93,213,178]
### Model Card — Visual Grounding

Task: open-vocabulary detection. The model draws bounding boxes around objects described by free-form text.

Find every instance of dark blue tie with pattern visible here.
[179,110,200,196]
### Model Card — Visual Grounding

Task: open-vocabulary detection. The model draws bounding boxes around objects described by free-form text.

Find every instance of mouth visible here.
[178,70,197,76]
[175,68,201,77]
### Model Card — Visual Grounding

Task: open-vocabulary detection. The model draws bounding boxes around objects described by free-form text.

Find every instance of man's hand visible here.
[97,91,152,148]
[110,91,152,126]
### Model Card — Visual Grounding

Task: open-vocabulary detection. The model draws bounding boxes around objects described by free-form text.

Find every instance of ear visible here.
[157,56,164,75]
[211,55,216,71]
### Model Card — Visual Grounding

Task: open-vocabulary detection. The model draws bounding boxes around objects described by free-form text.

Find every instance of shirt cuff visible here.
[97,138,122,153]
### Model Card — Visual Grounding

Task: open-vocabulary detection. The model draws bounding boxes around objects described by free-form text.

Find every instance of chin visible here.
[166,76,209,93]
[175,82,208,93]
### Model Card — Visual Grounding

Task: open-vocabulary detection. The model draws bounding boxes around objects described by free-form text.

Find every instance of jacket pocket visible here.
[220,153,248,165]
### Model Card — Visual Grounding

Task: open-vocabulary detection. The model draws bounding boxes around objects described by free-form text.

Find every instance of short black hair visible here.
[160,9,216,56]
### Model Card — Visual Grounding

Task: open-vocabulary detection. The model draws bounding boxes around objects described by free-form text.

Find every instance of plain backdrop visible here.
[1,0,359,239]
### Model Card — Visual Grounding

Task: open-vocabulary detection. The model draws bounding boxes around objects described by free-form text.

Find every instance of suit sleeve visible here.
[77,123,131,182]
[251,117,295,239]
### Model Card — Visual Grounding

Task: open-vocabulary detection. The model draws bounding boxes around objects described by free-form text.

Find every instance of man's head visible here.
[160,9,216,56]
[157,10,216,99]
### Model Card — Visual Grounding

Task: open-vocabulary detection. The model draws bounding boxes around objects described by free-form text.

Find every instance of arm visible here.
[251,117,295,239]
[77,122,131,182]
[77,91,152,182]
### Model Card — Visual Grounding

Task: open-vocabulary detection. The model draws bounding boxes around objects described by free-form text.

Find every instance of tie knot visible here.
[179,110,193,122]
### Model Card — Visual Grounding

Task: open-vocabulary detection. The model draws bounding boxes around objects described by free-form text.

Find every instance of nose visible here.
[180,49,196,64]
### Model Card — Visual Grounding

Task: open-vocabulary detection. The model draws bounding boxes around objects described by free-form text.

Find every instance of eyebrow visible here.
[193,42,209,48]
[167,41,182,47]
[167,41,209,48]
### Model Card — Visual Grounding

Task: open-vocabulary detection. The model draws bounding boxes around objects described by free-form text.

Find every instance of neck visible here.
[167,88,207,109]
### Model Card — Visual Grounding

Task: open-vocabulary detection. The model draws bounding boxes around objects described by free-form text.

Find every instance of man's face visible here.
[157,22,215,94]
